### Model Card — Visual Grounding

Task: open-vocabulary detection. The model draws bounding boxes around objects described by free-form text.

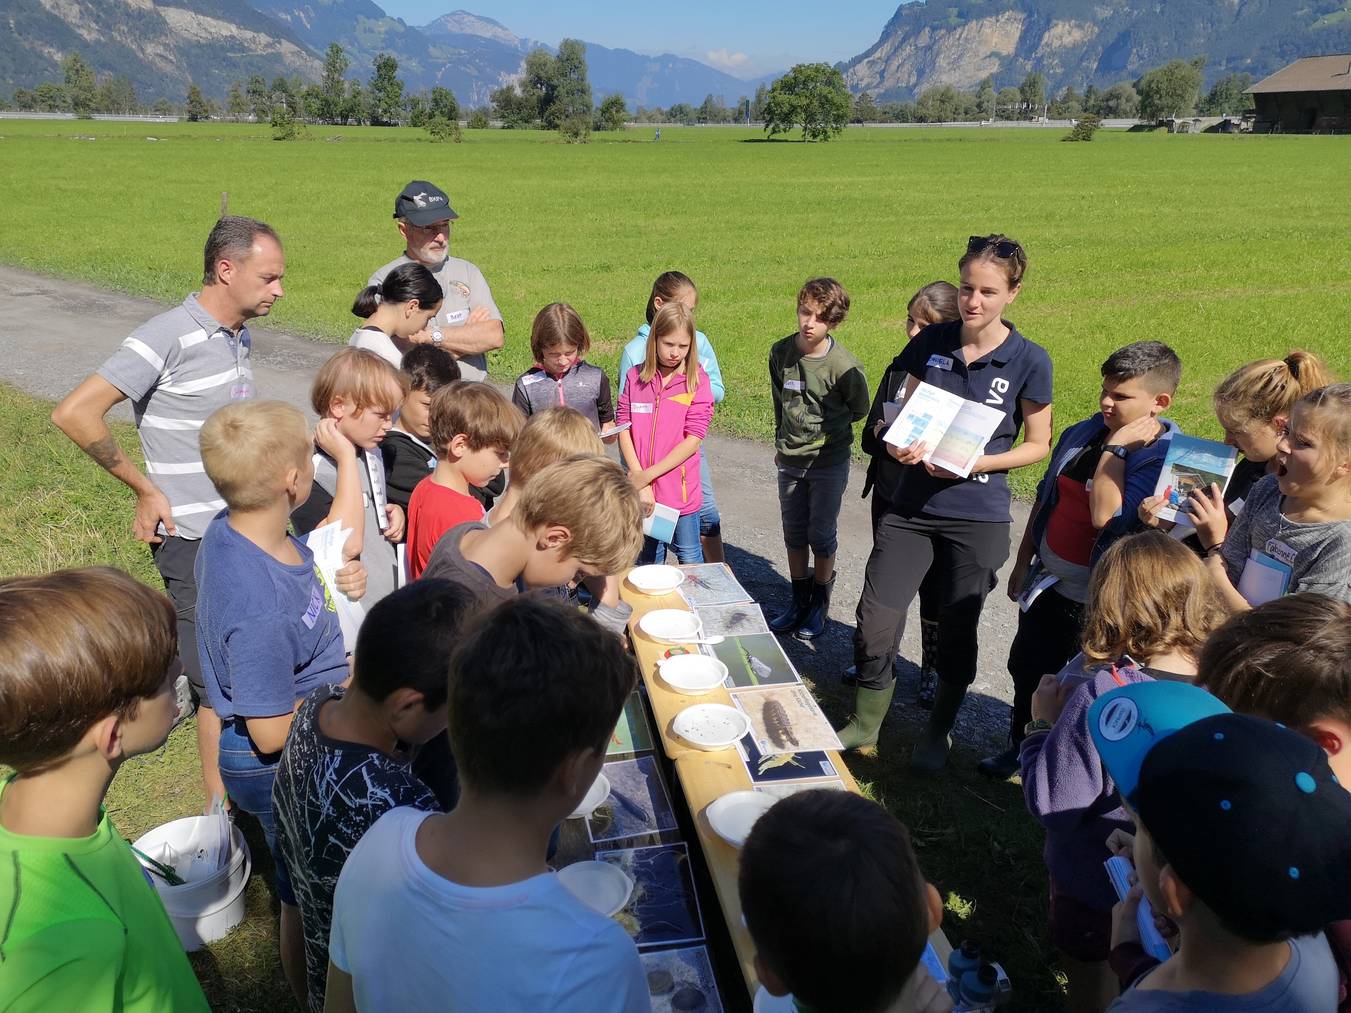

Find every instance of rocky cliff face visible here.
[842,0,1351,99]
[2,0,319,100]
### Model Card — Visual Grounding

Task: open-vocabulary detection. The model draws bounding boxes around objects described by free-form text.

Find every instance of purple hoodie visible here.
[1020,657,1173,911]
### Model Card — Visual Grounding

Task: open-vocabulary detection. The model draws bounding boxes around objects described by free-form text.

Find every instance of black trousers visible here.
[870,491,940,625]
[1006,585,1086,741]
[150,535,204,699]
[852,511,1009,692]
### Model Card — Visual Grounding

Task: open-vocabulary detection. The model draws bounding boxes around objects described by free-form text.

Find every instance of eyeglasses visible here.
[967,235,1023,259]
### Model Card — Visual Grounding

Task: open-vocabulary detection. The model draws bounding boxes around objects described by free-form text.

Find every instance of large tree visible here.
[368,53,405,126]
[246,74,270,121]
[1019,71,1047,118]
[185,84,209,122]
[1092,81,1140,118]
[1200,73,1254,115]
[319,43,350,124]
[548,39,592,131]
[762,63,850,142]
[96,75,138,115]
[62,53,96,118]
[595,93,627,131]
[1136,58,1204,121]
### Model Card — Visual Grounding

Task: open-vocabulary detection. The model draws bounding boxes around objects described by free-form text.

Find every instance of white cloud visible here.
[703,48,753,74]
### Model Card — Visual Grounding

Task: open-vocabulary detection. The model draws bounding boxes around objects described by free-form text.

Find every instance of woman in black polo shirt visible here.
[838,235,1054,772]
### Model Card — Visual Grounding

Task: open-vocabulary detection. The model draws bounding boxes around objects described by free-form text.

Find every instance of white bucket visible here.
[132,816,251,951]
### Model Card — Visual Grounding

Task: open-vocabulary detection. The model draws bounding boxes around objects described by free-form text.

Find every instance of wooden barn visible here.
[1247,54,1351,132]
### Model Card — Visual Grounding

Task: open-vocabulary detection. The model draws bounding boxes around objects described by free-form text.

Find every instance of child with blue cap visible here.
[1089,680,1351,1010]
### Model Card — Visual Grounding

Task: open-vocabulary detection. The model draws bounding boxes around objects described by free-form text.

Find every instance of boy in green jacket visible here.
[767,277,870,640]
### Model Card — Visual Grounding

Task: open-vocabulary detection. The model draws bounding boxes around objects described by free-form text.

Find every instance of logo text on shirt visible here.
[986,377,1011,406]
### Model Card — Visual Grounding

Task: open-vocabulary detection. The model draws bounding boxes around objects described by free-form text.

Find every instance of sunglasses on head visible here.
[967,235,1022,259]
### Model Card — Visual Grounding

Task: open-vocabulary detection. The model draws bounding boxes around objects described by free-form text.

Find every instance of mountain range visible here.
[2,0,774,109]
[5,0,1350,110]
[843,0,1351,100]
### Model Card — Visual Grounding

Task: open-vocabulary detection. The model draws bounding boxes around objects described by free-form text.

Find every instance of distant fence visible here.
[0,112,179,122]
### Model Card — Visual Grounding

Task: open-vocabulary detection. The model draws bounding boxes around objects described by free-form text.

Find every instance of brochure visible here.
[643,502,680,544]
[1151,434,1238,523]
[882,381,1005,479]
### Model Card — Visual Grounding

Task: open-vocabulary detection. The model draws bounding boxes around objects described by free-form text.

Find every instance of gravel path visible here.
[0,263,1030,753]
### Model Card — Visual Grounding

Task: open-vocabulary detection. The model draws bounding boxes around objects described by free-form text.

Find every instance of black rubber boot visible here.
[768,575,813,634]
[910,678,967,773]
[794,573,836,641]
[976,739,1023,780]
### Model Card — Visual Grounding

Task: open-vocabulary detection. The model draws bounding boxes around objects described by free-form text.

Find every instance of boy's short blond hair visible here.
[510,407,605,488]
[513,455,642,574]
[201,400,311,511]
[429,380,525,458]
[310,347,407,417]
[0,567,176,772]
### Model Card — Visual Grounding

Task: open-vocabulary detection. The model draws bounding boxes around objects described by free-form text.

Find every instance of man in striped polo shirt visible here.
[53,216,366,807]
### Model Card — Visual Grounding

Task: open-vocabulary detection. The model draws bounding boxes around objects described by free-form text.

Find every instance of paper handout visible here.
[1150,434,1238,524]
[882,381,1004,479]
[305,521,365,649]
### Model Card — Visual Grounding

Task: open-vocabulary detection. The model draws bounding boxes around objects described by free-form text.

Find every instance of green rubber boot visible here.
[910,678,967,773]
[836,681,897,756]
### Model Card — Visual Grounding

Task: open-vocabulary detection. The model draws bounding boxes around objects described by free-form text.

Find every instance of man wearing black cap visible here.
[370,180,503,383]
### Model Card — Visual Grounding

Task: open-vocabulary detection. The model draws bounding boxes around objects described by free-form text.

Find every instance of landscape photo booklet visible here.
[1151,434,1238,523]
[883,381,1004,479]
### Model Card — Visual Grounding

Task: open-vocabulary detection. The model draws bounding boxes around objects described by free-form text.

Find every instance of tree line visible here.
[852,60,1255,125]
[5,49,1254,137]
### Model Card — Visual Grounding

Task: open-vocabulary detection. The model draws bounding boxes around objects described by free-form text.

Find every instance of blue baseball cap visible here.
[1087,681,1231,806]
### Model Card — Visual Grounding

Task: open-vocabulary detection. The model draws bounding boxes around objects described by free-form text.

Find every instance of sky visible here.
[377,1,904,79]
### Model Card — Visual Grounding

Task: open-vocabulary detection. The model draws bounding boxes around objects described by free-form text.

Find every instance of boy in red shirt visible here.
[405,380,522,579]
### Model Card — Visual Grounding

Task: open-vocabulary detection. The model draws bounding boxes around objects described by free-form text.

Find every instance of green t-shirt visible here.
[0,776,209,1012]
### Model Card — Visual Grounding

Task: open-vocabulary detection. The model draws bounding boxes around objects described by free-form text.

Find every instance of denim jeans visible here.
[218,720,295,904]
[640,511,704,565]
[698,454,721,538]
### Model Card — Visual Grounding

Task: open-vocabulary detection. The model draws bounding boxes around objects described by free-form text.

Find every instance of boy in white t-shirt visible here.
[324,595,649,1013]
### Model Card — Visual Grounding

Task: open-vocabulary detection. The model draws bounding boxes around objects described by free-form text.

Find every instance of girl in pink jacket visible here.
[617,301,714,564]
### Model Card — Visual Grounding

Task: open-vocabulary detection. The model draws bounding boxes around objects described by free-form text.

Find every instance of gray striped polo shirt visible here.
[98,294,254,540]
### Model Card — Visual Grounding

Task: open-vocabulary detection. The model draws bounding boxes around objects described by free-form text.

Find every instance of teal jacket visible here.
[619,325,725,405]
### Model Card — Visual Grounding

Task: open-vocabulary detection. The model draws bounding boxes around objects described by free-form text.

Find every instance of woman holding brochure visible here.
[838,235,1053,771]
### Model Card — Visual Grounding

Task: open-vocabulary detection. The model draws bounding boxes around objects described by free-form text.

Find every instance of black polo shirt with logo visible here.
[891,320,1054,523]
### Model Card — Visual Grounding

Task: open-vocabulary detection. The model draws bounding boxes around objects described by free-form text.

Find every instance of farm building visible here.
[1247,54,1351,132]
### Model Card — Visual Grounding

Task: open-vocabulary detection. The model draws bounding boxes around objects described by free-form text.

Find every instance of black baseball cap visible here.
[394,181,458,226]
[1091,682,1351,940]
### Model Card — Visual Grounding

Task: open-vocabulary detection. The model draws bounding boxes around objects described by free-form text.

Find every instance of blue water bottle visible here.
[957,964,998,1010]
[947,939,981,985]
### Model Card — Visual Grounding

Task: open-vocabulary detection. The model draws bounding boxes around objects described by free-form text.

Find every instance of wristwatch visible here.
[1102,444,1128,462]
[430,329,444,346]
[1024,718,1053,737]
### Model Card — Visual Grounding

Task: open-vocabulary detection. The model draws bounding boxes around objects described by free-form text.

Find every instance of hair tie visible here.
[373,292,382,305]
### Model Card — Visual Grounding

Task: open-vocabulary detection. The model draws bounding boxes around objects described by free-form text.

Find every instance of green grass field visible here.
[2,120,1349,1010]
[2,119,1349,484]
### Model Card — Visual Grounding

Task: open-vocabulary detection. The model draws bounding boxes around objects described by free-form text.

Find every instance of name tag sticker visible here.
[229,382,253,400]
[302,582,323,630]
[631,402,654,414]
[926,354,954,371]
[444,308,469,326]
[520,373,546,386]
[1265,538,1298,567]
[784,379,805,392]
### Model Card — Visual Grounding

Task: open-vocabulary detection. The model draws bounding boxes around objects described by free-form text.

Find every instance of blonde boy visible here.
[422,454,643,634]
[0,568,209,1012]
[405,380,523,579]
[196,400,349,1005]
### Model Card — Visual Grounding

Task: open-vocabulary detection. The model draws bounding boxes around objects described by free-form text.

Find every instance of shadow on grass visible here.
[725,542,1065,1012]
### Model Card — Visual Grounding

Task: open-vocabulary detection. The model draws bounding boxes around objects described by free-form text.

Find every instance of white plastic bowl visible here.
[638,609,703,644]
[705,790,777,848]
[658,655,729,695]
[132,816,251,951]
[557,860,634,917]
[671,703,750,751]
[628,564,685,595]
[568,772,611,820]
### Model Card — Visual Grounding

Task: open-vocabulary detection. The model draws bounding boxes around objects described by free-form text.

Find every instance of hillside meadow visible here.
[3,119,1349,486]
